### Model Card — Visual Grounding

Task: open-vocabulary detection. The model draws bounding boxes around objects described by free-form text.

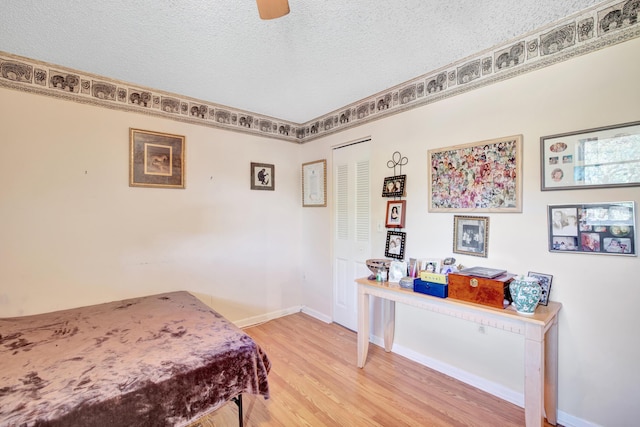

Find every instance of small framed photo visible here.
[389,261,408,283]
[453,215,489,257]
[527,272,553,306]
[129,128,185,189]
[418,258,442,274]
[382,175,406,197]
[385,230,406,259]
[548,201,636,255]
[385,200,406,228]
[251,162,275,191]
[302,159,326,207]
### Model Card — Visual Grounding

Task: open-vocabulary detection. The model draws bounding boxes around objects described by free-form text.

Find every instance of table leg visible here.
[524,323,545,427]
[383,299,395,352]
[357,284,370,368]
[544,317,559,425]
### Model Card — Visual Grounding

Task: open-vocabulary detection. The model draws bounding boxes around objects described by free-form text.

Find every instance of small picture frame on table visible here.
[527,272,553,306]
[385,230,406,259]
[453,215,489,257]
[385,200,406,228]
[418,258,441,274]
[389,261,408,283]
[382,175,406,197]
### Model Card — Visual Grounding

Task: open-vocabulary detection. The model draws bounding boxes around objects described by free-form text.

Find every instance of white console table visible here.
[355,278,562,427]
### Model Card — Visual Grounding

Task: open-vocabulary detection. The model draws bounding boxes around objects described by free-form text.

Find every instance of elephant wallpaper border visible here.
[0,0,638,143]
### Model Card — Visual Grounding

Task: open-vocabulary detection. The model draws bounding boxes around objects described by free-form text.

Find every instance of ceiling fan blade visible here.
[256,0,290,20]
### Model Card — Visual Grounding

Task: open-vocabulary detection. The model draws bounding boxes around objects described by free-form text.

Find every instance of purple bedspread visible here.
[0,291,270,426]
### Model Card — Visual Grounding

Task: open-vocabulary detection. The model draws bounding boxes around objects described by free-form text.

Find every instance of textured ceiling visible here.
[1,0,604,123]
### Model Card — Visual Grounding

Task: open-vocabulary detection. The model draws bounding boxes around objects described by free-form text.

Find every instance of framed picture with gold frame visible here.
[129,128,185,189]
[302,159,327,207]
[453,215,489,257]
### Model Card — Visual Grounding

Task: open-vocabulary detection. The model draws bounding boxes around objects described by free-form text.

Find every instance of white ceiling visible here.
[1,0,604,124]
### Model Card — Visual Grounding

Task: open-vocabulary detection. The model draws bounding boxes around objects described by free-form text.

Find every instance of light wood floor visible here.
[189,312,558,427]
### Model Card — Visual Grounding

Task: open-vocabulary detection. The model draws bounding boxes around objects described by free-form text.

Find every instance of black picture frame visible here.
[527,271,553,306]
[548,201,636,256]
[385,230,406,260]
[382,175,406,197]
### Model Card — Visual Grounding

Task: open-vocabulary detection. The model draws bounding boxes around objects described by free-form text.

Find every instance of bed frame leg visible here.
[232,395,243,427]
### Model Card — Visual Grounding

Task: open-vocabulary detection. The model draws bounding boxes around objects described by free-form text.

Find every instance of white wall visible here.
[300,37,640,427]
[0,91,304,322]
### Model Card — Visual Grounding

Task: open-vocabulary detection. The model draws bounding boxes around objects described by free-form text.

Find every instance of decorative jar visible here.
[509,277,541,315]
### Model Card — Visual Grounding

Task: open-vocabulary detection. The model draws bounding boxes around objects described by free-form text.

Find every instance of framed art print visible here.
[453,215,489,257]
[129,128,185,189]
[541,121,640,191]
[302,159,327,207]
[385,230,406,259]
[385,200,406,228]
[251,162,275,191]
[428,135,522,212]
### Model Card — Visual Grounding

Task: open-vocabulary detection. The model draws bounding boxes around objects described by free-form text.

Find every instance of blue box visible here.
[413,279,448,298]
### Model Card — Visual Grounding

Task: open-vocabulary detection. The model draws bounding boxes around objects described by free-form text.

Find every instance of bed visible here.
[0,291,271,427]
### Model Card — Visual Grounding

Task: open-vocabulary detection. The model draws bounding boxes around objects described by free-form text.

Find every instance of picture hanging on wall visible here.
[548,201,636,256]
[302,159,327,207]
[251,162,275,191]
[385,200,406,228]
[385,230,406,260]
[382,175,406,197]
[453,215,489,257]
[129,128,185,189]
[428,135,522,212]
[540,121,640,191]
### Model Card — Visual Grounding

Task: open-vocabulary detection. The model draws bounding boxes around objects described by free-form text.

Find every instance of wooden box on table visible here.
[447,272,515,309]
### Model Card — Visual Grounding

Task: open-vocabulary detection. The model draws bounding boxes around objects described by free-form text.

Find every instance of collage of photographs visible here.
[549,202,636,255]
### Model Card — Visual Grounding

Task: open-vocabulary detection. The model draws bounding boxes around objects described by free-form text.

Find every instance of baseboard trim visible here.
[369,335,598,427]
[371,336,523,407]
[300,306,332,323]
[234,305,303,328]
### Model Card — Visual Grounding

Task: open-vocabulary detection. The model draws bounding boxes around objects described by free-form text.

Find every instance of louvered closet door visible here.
[332,139,371,331]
